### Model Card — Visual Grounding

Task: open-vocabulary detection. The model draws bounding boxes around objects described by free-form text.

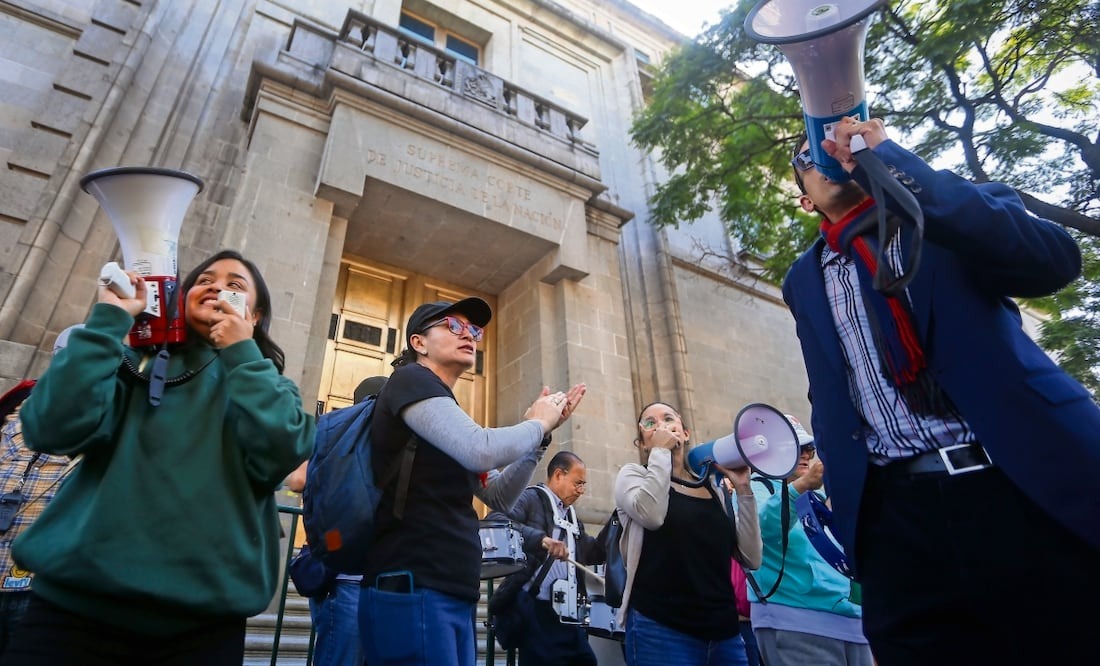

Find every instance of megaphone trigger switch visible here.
[100,262,135,300]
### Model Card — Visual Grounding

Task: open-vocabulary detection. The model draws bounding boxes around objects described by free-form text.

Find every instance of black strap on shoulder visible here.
[380,433,418,520]
[391,434,418,520]
[533,484,558,523]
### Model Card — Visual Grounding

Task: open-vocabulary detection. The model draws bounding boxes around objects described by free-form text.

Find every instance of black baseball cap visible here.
[404,297,492,348]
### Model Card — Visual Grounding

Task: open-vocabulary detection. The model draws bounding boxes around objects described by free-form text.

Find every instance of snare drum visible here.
[585,597,624,641]
[478,519,526,579]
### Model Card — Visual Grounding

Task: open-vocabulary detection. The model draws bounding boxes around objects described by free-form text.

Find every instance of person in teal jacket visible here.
[747,416,872,666]
[1,249,313,665]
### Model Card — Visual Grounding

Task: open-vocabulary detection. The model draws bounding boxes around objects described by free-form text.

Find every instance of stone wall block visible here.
[35,89,87,136]
[91,1,139,34]
[8,130,68,177]
[55,57,109,100]
[0,171,46,222]
[73,23,124,67]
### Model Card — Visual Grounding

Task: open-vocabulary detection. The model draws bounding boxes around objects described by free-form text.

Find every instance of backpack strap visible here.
[391,434,418,520]
[377,433,418,520]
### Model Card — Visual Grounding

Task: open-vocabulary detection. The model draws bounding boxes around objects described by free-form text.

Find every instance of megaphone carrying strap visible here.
[120,350,217,392]
[147,274,183,407]
[742,477,792,604]
[850,141,926,297]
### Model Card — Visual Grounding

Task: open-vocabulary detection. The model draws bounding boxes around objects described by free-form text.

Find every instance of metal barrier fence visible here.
[271,505,316,666]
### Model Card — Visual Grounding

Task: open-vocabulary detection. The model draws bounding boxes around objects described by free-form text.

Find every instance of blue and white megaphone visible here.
[687,403,800,480]
[745,0,886,182]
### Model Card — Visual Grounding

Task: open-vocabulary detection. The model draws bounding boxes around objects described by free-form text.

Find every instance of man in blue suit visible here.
[782,116,1099,665]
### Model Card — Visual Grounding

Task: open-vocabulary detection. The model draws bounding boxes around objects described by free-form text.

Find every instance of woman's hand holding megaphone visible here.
[712,462,753,494]
[98,268,148,319]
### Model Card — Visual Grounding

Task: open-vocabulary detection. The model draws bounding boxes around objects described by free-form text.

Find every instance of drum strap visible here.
[526,523,565,598]
[522,485,571,599]
[534,484,588,603]
[536,485,579,536]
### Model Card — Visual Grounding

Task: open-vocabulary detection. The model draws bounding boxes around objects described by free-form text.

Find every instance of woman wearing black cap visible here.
[360,297,585,666]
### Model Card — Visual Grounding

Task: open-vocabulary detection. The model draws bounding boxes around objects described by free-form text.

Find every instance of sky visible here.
[626,0,733,36]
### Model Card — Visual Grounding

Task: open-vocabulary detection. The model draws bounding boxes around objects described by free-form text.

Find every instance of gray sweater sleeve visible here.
[475,446,547,513]
[401,396,544,471]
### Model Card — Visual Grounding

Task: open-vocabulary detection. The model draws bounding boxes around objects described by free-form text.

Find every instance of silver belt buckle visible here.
[938,443,990,475]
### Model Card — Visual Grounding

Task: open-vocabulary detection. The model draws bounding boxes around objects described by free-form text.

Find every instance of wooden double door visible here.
[316,257,495,424]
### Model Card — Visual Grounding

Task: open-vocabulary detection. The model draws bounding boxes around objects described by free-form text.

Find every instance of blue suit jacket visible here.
[782,140,1100,574]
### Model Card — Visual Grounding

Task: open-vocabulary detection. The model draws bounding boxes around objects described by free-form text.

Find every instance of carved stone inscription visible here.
[320,105,588,280]
[361,143,566,233]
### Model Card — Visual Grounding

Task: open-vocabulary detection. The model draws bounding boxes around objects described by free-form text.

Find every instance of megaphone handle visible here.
[850,134,868,153]
[100,262,135,299]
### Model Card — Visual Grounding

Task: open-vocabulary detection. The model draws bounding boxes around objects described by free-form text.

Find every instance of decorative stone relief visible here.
[462,73,497,108]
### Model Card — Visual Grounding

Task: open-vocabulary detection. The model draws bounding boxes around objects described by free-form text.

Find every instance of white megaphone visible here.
[687,403,801,480]
[80,167,204,347]
[745,0,885,182]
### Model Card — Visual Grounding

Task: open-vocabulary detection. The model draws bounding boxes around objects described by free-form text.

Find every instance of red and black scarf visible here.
[821,200,948,415]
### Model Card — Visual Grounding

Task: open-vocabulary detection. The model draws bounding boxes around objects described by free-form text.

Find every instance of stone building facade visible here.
[0,0,813,524]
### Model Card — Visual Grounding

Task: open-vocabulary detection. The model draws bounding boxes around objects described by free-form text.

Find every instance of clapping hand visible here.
[524,384,587,433]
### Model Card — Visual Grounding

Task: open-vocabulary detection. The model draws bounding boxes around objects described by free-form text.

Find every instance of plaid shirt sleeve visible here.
[0,410,75,592]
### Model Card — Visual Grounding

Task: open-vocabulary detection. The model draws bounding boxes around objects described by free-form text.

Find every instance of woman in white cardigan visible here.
[613,401,762,666]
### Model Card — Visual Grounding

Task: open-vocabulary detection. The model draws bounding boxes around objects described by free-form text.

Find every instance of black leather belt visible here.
[877,442,993,479]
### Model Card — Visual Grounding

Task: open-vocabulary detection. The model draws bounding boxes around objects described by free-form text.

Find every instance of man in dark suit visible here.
[782,116,1099,665]
[487,451,604,666]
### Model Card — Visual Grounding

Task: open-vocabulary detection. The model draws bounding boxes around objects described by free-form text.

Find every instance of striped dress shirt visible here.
[820,243,975,464]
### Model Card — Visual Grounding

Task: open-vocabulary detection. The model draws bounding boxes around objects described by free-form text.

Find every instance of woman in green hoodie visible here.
[2,250,313,665]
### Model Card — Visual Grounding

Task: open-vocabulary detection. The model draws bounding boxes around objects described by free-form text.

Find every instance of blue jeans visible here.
[359,585,475,666]
[624,608,748,666]
[309,579,364,666]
